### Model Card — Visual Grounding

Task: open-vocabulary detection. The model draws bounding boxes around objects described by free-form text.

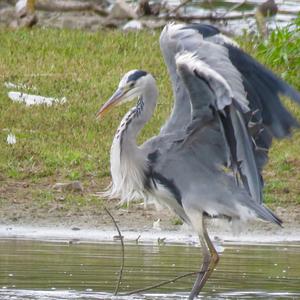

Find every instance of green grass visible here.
[238,16,300,87]
[0,19,300,207]
[0,28,172,183]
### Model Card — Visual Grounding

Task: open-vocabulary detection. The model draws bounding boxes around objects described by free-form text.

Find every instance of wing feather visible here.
[159,22,300,204]
[159,23,249,134]
[225,43,300,137]
[176,52,262,203]
[160,21,300,142]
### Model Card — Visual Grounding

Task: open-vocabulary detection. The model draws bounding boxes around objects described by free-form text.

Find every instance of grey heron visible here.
[97,23,300,299]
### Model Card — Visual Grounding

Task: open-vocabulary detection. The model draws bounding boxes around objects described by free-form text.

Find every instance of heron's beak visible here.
[96,88,126,120]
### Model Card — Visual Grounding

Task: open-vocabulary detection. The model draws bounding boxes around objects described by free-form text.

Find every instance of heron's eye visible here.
[129,82,135,88]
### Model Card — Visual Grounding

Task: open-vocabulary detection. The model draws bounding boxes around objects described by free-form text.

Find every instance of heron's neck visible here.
[119,84,158,151]
[108,80,158,202]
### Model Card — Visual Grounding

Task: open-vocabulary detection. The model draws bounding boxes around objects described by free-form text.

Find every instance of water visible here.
[0,239,299,299]
[156,0,300,34]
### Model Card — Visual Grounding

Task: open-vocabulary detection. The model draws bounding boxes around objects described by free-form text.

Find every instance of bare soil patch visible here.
[1,178,299,239]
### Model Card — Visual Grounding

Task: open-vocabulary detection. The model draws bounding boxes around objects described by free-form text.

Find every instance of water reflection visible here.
[0,239,299,299]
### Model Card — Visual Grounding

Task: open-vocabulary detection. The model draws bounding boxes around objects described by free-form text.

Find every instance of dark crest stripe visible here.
[127,70,148,82]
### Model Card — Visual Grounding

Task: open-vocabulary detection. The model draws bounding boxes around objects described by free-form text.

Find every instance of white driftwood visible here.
[6,133,16,145]
[8,91,66,106]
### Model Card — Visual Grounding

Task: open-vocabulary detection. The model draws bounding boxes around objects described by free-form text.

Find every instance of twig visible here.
[278,9,300,15]
[218,1,247,18]
[170,0,192,14]
[162,12,255,22]
[43,12,63,25]
[35,0,108,16]
[121,271,204,296]
[135,234,141,244]
[104,207,125,296]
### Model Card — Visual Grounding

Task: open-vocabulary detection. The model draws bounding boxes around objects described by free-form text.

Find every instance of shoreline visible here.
[1,222,300,244]
[1,195,299,245]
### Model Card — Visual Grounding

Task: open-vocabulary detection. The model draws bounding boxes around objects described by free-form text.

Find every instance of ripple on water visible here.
[0,240,299,299]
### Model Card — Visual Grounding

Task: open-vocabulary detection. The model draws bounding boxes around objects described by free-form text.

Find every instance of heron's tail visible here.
[253,203,283,227]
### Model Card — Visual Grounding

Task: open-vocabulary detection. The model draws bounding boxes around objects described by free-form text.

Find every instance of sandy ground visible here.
[1,215,300,244]
[1,179,300,244]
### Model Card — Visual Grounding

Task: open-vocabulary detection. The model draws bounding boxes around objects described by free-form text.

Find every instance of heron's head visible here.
[96,69,149,120]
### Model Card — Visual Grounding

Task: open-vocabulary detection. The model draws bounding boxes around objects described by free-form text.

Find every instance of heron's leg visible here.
[201,222,220,284]
[189,235,210,299]
[188,216,219,300]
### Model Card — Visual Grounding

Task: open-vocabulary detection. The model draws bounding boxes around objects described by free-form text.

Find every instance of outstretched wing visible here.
[160,23,300,175]
[175,52,262,204]
[159,23,248,135]
[225,43,300,138]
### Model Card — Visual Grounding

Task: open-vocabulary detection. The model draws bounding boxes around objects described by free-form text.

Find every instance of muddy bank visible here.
[0,179,300,243]
[1,178,300,243]
[1,217,300,244]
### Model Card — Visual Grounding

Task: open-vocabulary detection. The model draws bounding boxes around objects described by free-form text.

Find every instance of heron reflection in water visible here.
[97,23,300,299]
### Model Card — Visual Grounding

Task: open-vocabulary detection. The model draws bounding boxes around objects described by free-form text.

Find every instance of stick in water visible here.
[104,207,125,295]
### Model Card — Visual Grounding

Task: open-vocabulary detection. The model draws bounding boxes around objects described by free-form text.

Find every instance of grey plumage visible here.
[97,23,300,299]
